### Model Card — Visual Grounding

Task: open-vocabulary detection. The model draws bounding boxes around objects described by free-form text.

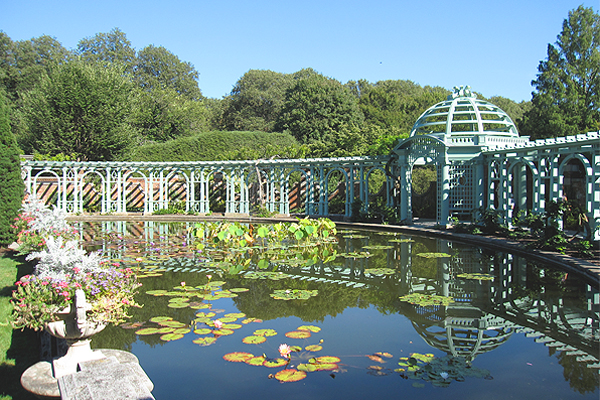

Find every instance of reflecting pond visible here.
[75,221,600,399]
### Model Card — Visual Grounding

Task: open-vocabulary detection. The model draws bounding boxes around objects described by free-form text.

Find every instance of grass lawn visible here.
[0,251,38,400]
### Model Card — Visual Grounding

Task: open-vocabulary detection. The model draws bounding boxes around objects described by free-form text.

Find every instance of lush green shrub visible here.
[123,131,302,161]
[0,92,24,245]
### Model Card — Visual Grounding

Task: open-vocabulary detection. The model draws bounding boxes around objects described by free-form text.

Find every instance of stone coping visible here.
[66,214,599,284]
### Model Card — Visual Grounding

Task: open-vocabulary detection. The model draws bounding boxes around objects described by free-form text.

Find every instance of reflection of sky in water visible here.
[85,222,599,399]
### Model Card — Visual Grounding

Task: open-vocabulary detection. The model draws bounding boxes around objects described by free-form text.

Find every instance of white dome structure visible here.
[410,85,519,139]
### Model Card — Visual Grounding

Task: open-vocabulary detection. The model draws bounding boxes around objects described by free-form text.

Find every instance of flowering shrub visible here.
[10,197,77,255]
[11,267,141,331]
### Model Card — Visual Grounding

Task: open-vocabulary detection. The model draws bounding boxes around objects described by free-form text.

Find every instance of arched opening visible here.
[508,161,534,220]
[562,158,587,231]
[411,162,437,219]
[287,170,307,215]
[124,171,147,213]
[165,171,189,213]
[80,171,104,213]
[325,168,347,215]
[247,169,269,215]
[208,171,226,213]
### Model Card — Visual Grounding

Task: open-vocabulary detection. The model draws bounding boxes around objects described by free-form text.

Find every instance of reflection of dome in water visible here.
[411,304,515,362]
[410,85,519,139]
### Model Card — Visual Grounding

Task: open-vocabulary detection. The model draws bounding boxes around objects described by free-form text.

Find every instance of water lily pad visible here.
[213,328,235,336]
[253,329,277,337]
[218,317,238,323]
[172,328,191,334]
[229,288,250,293]
[297,363,318,372]
[290,345,302,352]
[297,325,321,333]
[167,302,189,309]
[160,333,185,341]
[194,317,211,324]
[241,318,263,324]
[416,252,452,258]
[315,363,338,371]
[223,352,254,362]
[195,312,216,318]
[305,345,322,352]
[150,316,173,323]
[375,352,393,358]
[399,293,454,306]
[316,356,341,363]
[222,323,242,330]
[364,268,396,275]
[120,322,144,330]
[158,320,186,328]
[275,369,306,382]
[192,337,217,346]
[263,358,288,368]
[285,330,311,339]
[224,312,246,319]
[242,335,267,344]
[245,356,267,366]
[362,245,394,250]
[337,252,372,259]
[388,239,415,243]
[366,355,385,363]
[194,328,212,335]
[457,273,494,281]
[270,289,318,300]
[135,327,162,335]
[189,302,211,309]
[146,290,168,296]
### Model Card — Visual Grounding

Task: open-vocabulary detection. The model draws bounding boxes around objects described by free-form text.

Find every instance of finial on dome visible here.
[448,85,477,100]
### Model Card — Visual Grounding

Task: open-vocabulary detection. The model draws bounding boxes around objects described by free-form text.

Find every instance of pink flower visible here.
[135,257,143,262]
[122,299,130,304]
[279,343,292,358]
[180,282,186,287]
[206,275,212,280]
[213,320,223,329]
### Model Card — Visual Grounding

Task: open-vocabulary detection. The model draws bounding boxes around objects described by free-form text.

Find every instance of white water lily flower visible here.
[440,372,449,379]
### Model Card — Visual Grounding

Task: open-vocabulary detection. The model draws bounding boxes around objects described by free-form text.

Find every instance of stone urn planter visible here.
[44,289,107,379]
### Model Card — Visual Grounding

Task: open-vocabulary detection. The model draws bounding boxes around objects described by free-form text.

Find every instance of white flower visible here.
[440,372,449,379]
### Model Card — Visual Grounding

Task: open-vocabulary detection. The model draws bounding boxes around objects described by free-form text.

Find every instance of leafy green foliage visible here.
[0,92,24,245]
[276,73,364,144]
[124,131,301,161]
[521,6,600,139]
[19,61,139,161]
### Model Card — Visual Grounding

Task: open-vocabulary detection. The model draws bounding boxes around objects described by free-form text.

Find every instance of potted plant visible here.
[10,199,142,377]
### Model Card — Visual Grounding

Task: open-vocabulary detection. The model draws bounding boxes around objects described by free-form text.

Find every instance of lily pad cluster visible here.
[457,273,494,281]
[223,324,340,382]
[398,293,454,306]
[270,289,318,300]
[416,252,452,258]
[401,354,492,387]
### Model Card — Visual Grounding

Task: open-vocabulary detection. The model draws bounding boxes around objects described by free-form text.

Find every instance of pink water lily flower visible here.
[279,343,292,358]
[213,320,223,329]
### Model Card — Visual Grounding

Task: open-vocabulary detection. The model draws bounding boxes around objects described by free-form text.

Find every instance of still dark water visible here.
[77,221,599,400]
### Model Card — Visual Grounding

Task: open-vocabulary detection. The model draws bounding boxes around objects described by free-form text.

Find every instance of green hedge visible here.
[124,131,302,162]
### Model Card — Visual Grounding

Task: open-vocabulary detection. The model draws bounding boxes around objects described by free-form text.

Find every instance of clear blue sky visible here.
[1,0,596,101]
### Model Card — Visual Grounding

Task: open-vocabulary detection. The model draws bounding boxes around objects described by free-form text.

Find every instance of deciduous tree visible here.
[20,61,139,161]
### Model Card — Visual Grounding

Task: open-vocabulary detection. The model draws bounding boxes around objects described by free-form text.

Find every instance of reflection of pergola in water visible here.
[21,86,600,240]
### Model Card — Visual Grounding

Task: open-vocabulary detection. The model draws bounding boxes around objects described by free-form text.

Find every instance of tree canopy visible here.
[521,5,600,139]
[19,61,139,161]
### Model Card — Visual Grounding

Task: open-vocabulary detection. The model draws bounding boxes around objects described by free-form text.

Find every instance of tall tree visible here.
[75,28,136,72]
[522,6,600,139]
[134,45,202,100]
[20,61,139,161]
[221,69,292,132]
[0,90,24,245]
[0,33,70,103]
[276,73,363,144]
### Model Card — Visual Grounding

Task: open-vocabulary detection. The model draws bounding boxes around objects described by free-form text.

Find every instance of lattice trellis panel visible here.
[448,161,475,216]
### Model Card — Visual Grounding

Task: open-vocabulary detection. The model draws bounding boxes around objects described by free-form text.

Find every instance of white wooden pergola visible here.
[21,86,600,240]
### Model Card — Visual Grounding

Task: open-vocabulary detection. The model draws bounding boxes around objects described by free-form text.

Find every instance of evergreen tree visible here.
[522,6,600,139]
[0,91,24,245]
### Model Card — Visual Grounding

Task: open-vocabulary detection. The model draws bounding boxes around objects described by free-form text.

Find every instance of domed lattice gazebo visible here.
[389,85,600,239]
